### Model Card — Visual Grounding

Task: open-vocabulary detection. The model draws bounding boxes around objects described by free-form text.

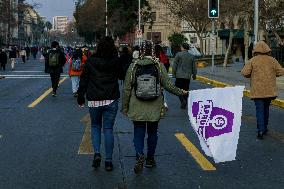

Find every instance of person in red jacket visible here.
[155,45,170,111]
[69,48,87,97]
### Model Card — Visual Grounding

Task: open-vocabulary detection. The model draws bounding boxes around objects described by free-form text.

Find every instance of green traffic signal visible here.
[208,0,219,18]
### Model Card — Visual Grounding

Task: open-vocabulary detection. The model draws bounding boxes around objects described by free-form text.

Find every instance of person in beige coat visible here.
[241,41,284,139]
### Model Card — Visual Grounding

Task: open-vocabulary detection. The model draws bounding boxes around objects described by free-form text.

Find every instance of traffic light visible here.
[208,0,219,18]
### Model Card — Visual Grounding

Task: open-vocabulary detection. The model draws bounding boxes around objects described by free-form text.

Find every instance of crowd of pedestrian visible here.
[1,38,283,174]
[0,45,35,71]
[72,38,189,173]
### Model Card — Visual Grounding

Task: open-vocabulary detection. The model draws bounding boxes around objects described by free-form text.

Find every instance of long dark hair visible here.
[154,44,163,58]
[140,41,154,58]
[73,48,83,60]
[96,37,117,59]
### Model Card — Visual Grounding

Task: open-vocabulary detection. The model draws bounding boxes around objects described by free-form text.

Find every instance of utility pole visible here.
[211,19,215,72]
[138,0,141,46]
[105,0,108,36]
[7,0,12,45]
[208,0,219,73]
[254,0,259,44]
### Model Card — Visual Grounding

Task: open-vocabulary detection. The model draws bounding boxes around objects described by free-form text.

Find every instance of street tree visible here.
[74,0,105,43]
[74,0,150,43]
[45,21,52,32]
[221,0,284,66]
[259,0,284,46]
[0,0,18,44]
[160,0,210,54]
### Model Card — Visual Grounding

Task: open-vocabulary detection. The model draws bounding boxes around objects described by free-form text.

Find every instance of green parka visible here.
[122,56,185,122]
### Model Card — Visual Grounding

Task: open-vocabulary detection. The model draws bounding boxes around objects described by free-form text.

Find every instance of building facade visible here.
[143,0,181,45]
[52,16,68,33]
[0,0,19,45]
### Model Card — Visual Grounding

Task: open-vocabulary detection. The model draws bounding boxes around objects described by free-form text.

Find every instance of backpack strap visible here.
[130,60,139,88]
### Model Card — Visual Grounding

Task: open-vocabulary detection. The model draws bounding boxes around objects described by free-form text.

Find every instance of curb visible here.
[196,75,284,109]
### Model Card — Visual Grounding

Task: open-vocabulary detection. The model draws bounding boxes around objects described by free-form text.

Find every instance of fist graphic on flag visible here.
[192,100,234,141]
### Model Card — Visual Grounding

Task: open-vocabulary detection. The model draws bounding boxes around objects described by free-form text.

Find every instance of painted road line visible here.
[175,133,216,171]
[196,75,284,109]
[1,75,69,77]
[78,114,93,155]
[10,71,44,73]
[28,77,67,108]
[5,77,67,79]
[4,75,68,79]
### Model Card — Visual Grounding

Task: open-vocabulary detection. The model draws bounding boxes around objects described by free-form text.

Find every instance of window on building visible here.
[190,37,197,44]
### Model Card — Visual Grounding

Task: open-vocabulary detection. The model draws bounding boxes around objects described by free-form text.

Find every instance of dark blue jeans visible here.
[133,121,159,158]
[89,100,118,162]
[254,98,272,132]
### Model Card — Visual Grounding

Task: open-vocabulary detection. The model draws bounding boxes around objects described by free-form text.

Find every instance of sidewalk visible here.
[196,61,284,107]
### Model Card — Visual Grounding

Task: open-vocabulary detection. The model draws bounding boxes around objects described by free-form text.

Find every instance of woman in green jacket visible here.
[122,41,188,174]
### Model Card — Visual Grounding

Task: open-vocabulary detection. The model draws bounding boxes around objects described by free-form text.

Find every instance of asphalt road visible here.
[0,57,283,189]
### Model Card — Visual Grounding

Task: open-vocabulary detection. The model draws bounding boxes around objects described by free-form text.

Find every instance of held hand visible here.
[182,89,189,95]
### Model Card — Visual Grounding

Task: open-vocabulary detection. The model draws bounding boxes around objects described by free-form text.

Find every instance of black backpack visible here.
[48,51,59,67]
[132,62,162,101]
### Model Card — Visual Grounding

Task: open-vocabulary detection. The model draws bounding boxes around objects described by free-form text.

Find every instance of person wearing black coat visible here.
[9,47,17,71]
[0,49,7,71]
[118,46,133,81]
[46,41,66,96]
[77,37,123,171]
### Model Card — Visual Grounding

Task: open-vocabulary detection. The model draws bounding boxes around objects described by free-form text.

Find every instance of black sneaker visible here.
[145,157,156,168]
[52,91,57,97]
[263,129,268,135]
[105,161,113,171]
[92,153,101,168]
[257,131,264,140]
[134,155,145,174]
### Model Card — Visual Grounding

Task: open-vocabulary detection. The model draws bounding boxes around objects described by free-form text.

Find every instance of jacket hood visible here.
[135,56,158,66]
[91,56,118,72]
[253,41,271,54]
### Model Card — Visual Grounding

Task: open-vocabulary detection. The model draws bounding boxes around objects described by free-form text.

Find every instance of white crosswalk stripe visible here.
[1,72,69,79]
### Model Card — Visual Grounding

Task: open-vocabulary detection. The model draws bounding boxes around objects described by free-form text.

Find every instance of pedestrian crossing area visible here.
[0,71,68,79]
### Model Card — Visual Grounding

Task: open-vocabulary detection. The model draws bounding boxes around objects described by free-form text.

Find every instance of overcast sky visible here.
[27,0,76,22]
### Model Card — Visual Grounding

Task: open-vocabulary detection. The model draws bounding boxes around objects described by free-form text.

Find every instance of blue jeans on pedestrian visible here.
[133,121,159,158]
[254,98,272,133]
[71,76,80,93]
[89,100,118,162]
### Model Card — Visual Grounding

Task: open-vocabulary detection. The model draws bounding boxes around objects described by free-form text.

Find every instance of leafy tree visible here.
[45,21,52,31]
[168,32,188,56]
[0,0,18,44]
[74,0,150,42]
[161,0,210,54]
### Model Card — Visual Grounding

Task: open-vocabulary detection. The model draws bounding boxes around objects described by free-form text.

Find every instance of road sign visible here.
[208,0,219,18]
[136,29,143,39]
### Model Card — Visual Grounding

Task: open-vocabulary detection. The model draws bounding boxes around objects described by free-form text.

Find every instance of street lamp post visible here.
[105,0,108,36]
[138,0,141,46]
[254,0,259,44]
